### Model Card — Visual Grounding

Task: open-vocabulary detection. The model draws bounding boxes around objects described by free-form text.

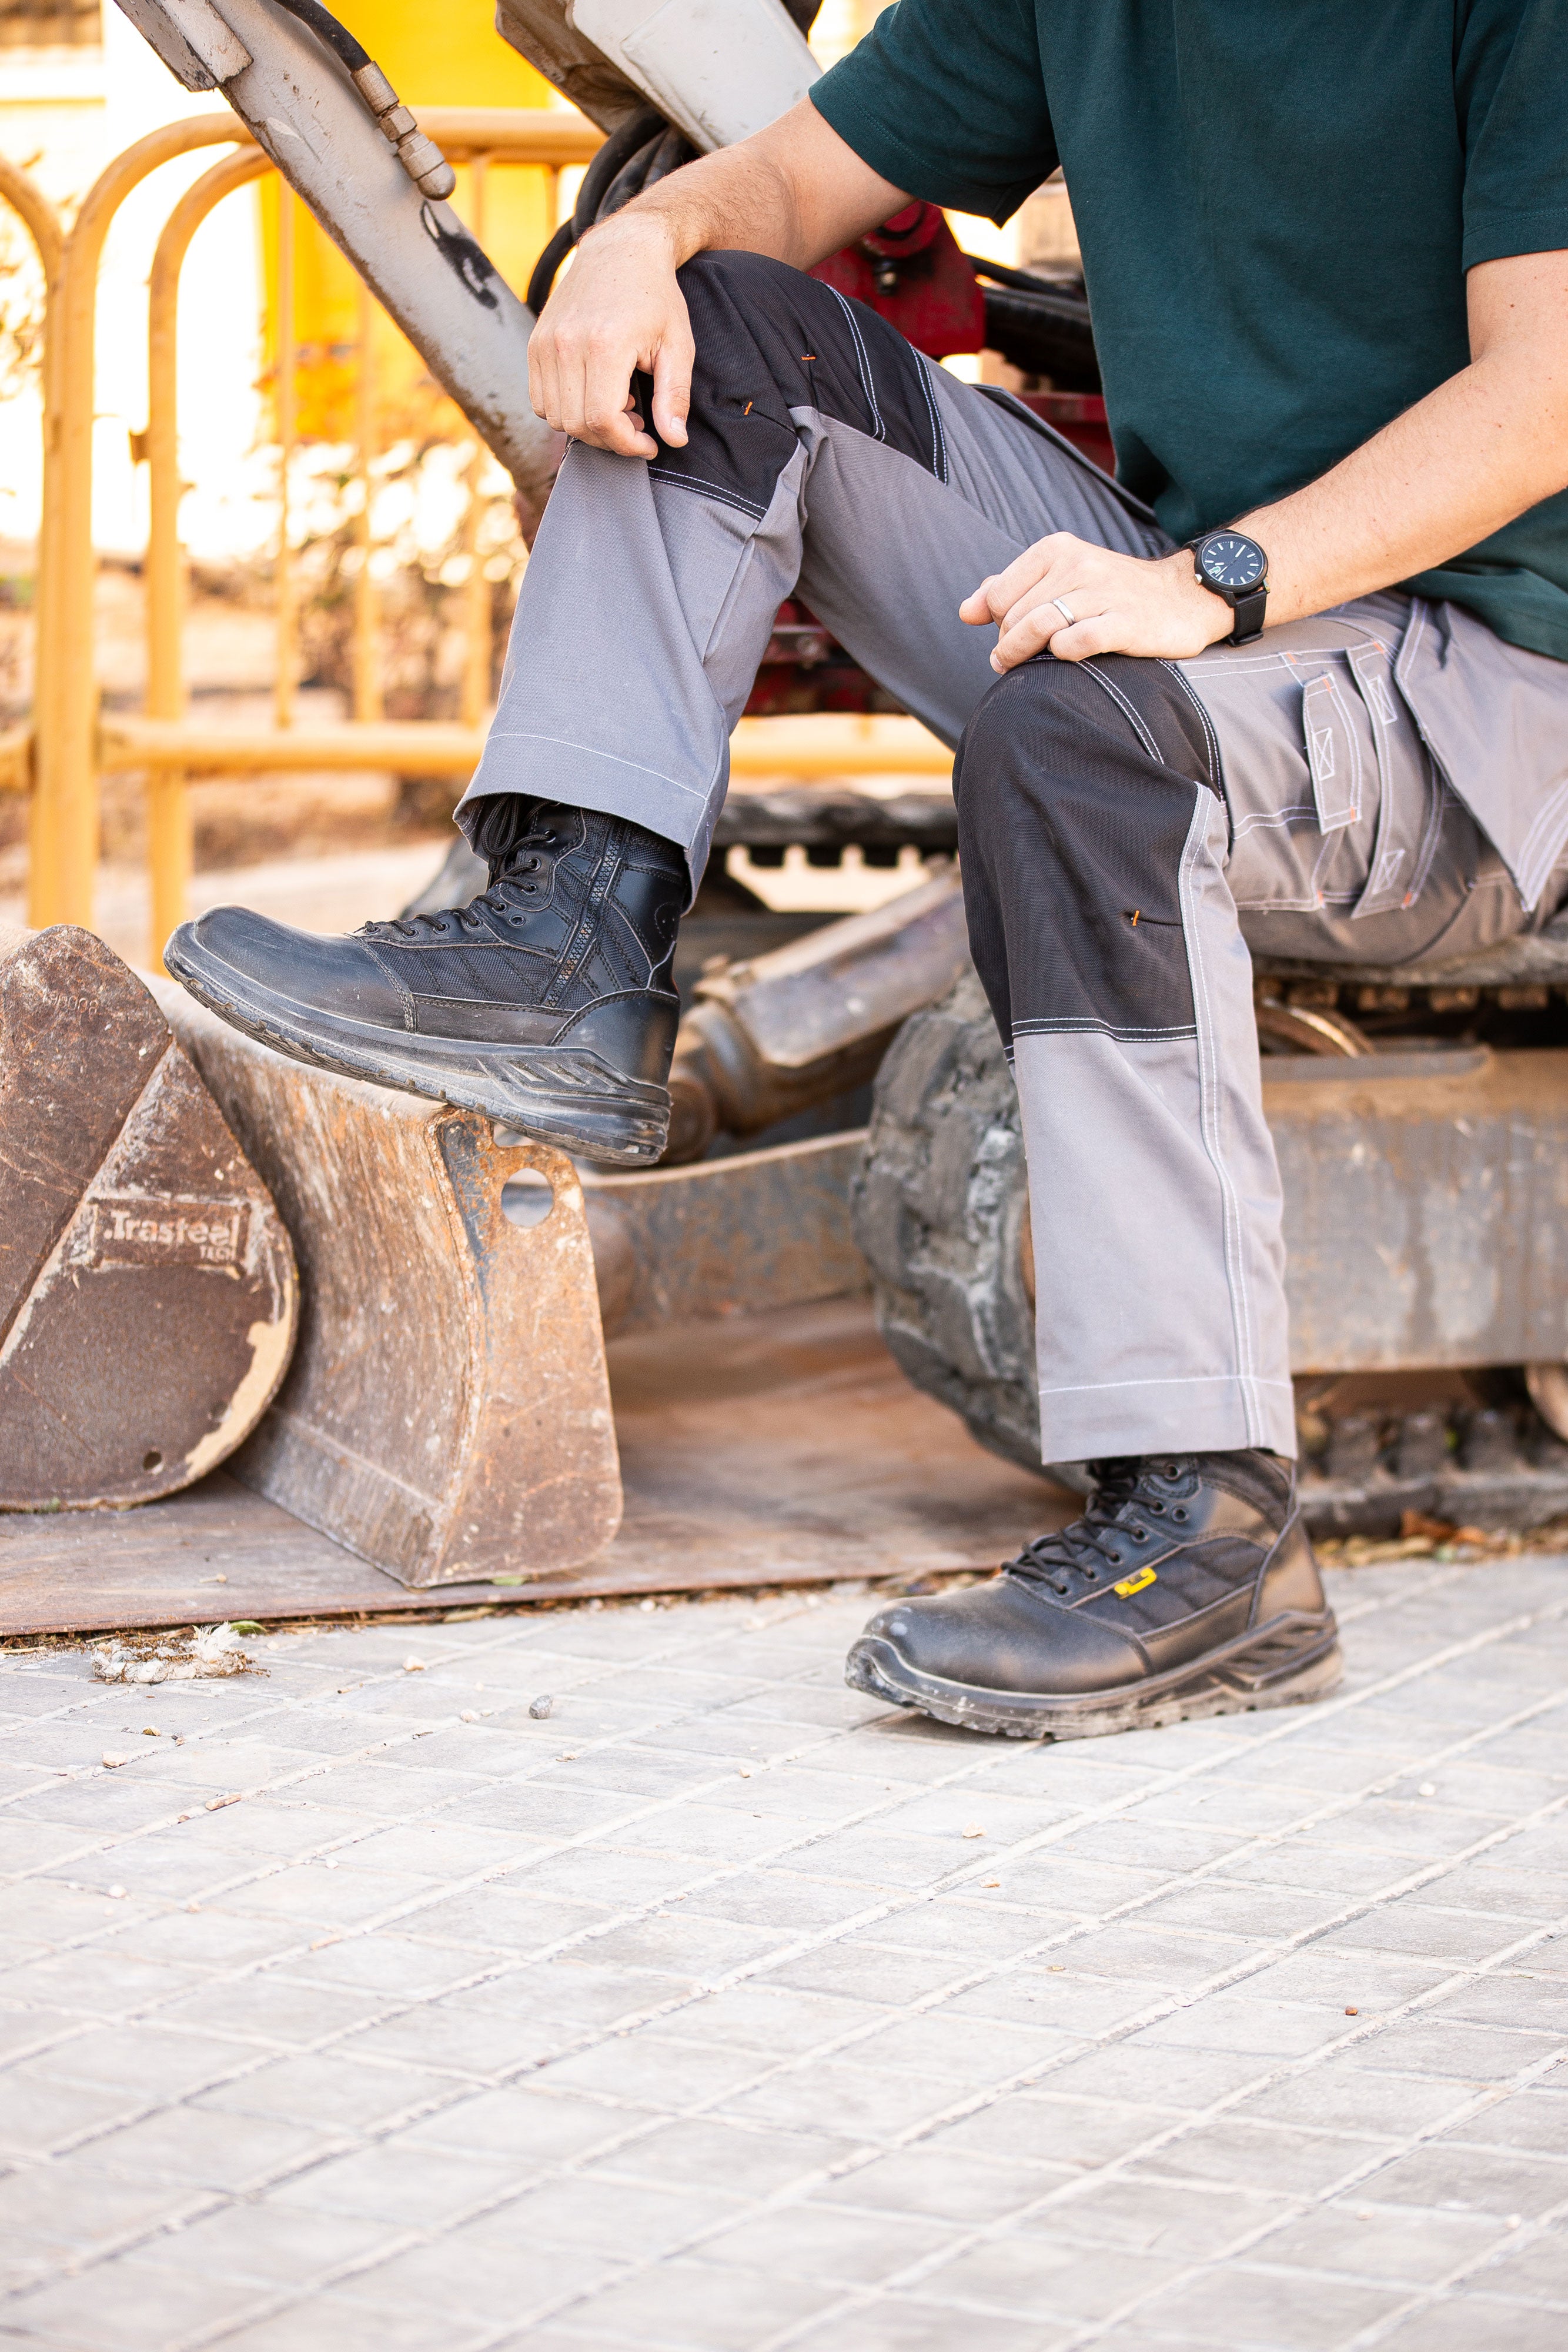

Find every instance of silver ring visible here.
[1051,596,1076,626]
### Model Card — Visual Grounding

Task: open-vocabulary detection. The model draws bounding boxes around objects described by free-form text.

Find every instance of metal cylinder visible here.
[663,866,971,1161]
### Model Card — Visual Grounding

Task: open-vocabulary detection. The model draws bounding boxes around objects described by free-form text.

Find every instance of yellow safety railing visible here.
[0,148,62,867]
[2,108,950,961]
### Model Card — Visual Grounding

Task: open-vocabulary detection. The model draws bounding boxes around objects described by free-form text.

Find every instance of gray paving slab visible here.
[1,1556,1565,2350]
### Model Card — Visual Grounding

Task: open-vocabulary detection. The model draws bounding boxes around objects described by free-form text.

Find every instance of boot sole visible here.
[844,1611,1343,1740]
[165,930,671,1167]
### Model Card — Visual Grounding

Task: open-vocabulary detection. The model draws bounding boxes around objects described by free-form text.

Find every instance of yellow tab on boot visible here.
[1113,1566,1157,1597]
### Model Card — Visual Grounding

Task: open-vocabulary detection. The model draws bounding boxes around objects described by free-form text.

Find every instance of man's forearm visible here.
[968,248,1568,669]
[579,99,907,278]
[1239,250,1568,624]
[1238,355,1568,624]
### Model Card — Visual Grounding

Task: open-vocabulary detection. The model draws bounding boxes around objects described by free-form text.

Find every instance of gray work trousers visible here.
[461,252,1568,1468]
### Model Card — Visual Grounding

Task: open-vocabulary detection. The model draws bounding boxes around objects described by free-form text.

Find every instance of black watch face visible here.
[1198,533,1266,592]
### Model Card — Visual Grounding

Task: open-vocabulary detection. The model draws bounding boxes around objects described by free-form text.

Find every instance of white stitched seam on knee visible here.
[1079,661,1161,761]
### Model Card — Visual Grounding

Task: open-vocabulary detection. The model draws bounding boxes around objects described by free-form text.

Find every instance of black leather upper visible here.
[861,1451,1329,1698]
[179,799,686,1061]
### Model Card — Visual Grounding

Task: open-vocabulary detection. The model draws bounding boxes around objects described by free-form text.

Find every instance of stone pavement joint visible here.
[0,1558,1564,2350]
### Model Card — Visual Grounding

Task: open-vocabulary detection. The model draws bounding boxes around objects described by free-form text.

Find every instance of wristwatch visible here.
[1192,530,1269,644]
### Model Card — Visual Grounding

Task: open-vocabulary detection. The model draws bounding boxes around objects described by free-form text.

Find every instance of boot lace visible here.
[1007,1457,1195,1599]
[363,816,564,942]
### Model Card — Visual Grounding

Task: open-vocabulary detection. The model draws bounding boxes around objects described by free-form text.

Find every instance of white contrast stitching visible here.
[826,286,884,442]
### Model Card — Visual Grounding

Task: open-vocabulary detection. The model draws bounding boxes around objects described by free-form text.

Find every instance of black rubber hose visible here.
[573,106,667,239]
[266,0,370,73]
[597,131,668,222]
[635,125,697,197]
[526,218,577,316]
[528,122,695,313]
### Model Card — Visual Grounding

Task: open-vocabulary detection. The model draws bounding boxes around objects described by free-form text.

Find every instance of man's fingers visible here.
[989,607,1060,671]
[651,318,694,448]
[589,406,658,458]
[991,606,1115,671]
[964,534,1083,627]
[529,335,561,434]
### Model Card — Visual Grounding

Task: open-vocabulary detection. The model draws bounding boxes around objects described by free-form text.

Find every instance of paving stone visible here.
[1254,2200,1506,2284]
[127,2200,396,2287]
[81,2106,329,2191]
[816,2149,1055,2226]
[1460,2223,1568,2304]
[938,2234,1186,2320]
[1128,2260,1406,2346]
[1373,2293,1568,2352]
[796,2298,1055,2352]
[4,2256,268,2349]
[266,2141,524,2225]
[587,2116,866,2199]
[1448,2087,1568,2154]
[1360,2140,1568,2217]
[549,2254,842,2351]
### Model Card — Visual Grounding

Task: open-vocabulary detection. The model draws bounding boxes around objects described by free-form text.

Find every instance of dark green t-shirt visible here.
[811,2,1568,661]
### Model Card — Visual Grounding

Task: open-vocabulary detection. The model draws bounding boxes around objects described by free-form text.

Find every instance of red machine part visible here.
[807,202,986,360]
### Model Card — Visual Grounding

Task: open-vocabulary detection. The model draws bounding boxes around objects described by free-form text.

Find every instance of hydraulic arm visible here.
[115,0,561,502]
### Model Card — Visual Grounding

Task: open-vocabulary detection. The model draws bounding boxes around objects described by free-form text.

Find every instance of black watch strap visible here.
[1228,584,1268,645]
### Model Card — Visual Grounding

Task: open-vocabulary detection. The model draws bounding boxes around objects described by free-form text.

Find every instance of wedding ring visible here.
[1051,596,1076,626]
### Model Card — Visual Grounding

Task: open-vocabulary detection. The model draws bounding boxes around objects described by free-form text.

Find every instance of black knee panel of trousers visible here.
[954,653,1222,1057]
[630,250,948,523]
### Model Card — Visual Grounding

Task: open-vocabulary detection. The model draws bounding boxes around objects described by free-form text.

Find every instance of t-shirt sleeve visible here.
[809,0,1057,227]
[1457,0,1568,268]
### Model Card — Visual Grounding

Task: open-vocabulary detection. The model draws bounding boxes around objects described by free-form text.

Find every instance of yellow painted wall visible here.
[261,1,561,443]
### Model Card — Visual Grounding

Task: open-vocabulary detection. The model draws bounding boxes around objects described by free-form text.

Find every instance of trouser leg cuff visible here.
[1039,1375,1299,1468]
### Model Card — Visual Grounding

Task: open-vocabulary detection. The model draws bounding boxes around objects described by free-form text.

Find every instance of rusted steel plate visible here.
[577,1130,870,1335]
[1269,1047,1568,1371]
[0,924,296,1508]
[152,980,622,1586]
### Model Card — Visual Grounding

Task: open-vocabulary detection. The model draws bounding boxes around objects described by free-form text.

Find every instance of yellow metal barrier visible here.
[0,153,61,849]
[101,712,954,778]
[4,105,953,964]
[146,146,273,954]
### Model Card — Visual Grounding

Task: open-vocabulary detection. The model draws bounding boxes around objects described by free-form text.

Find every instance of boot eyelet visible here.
[1148,1499,1165,1513]
[1132,1528,1149,1541]
[1172,1506,1189,1522]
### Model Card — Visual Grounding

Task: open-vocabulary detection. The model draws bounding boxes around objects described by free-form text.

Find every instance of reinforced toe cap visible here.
[171,907,409,1027]
[860,1578,1148,1697]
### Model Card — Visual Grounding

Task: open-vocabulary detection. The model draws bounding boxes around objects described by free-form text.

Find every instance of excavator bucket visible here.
[0,925,297,1509]
[149,978,623,1587]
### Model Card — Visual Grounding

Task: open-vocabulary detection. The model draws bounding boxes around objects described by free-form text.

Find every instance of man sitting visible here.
[170,2,1568,1739]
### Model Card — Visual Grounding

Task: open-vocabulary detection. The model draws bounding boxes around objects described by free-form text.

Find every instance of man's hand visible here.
[961,536,1231,669]
[528,215,694,460]
[527,99,907,461]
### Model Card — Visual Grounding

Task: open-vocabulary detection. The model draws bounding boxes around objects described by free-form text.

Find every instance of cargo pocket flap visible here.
[1302,670,1362,832]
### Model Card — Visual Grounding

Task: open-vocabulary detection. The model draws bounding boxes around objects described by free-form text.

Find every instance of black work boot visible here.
[846,1451,1340,1739]
[165,797,686,1164]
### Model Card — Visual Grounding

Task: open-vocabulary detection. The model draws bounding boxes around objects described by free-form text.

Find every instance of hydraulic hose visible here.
[262,0,457,198]
[526,219,579,319]
[527,107,696,316]
[572,105,667,238]
[265,0,368,71]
